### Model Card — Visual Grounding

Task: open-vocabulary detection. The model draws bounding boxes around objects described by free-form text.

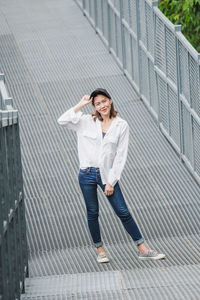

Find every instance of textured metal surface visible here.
[0,0,200,299]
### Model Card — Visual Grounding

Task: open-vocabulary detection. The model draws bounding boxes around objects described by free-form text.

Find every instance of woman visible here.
[57,88,166,263]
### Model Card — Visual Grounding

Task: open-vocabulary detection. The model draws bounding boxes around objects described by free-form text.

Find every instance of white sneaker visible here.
[97,251,110,263]
[138,249,166,260]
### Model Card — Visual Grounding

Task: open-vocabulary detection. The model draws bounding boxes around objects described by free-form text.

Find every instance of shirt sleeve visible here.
[107,122,129,187]
[57,107,84,132]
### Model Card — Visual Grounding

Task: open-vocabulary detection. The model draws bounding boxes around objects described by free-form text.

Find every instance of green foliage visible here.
[158,0,200,52]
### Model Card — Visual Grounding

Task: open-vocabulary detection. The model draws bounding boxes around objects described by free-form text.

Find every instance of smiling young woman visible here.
[57,88,166,263]
[90,89,118,122]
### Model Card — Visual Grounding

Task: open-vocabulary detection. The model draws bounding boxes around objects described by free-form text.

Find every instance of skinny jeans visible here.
[78,167,144,248]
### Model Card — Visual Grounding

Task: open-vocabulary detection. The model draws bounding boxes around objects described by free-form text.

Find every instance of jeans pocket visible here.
[79,167,90,175]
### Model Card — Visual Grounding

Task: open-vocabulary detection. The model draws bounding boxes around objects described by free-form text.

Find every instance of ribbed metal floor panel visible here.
[0,0,200,299]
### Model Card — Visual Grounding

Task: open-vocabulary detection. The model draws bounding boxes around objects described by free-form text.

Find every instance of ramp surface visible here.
[0,0,200,299]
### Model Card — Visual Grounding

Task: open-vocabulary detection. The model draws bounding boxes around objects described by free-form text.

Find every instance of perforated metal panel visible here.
[166,27,177,85]
[122,0,130,26]
[96,0,103,34]
[193,119,200,176]
[181,103,193,163]
[129,0,137,34]
[168,87,180,147]
[149,60,158,115]
[179,41,190,102]
[102,0,109,42]
[124,26,132,75]
[155,16,166,74]
[145,2,154,57]
[139,0,147,48]
[189,54,200,116]
[157,75,168,130]
[140,47,149,101]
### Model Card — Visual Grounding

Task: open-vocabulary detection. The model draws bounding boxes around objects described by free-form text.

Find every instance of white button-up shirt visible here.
[57,107,129,187]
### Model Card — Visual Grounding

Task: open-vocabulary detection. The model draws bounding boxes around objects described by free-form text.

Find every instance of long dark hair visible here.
[91,98,118,121]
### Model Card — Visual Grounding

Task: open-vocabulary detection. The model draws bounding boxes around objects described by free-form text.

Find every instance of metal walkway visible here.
[1,0,200,299]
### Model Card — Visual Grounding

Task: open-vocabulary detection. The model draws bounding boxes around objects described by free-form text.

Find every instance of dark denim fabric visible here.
[78,167,144,248]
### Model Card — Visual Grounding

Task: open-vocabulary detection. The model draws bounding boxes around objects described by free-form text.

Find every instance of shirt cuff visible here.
[57,107,83,125]
[107,176,118,188]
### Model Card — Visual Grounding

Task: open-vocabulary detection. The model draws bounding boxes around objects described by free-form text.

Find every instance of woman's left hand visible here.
[104,183,114,196]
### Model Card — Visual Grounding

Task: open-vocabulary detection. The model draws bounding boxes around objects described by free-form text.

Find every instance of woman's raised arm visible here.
[57,95,92,131]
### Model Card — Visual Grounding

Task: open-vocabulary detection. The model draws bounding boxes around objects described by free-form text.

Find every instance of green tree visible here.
[158,0,200,52]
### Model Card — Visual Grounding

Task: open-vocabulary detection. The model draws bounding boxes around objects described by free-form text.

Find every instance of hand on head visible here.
[80,95,93,107]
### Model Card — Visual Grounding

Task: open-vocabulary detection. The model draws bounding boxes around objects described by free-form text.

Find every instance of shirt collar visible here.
[96,116,120,137]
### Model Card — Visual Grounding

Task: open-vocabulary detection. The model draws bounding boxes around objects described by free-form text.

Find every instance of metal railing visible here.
[0,74,28,300]
[75,0,200,185]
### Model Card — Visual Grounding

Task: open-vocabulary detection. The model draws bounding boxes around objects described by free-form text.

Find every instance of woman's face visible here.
[93,94,112,116]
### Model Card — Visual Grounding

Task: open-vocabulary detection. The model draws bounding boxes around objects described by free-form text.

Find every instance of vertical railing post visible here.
[119,0,126,71]
[94,0,98,30]
[153,4,161,124]
[89,0,93,19]
[135,0,141,95]
[107,1,112,53]
[152,1,158,119]
[175,25,183,159]
[17,120,29,281]
[82,0,86,15]
[101,0,104,35]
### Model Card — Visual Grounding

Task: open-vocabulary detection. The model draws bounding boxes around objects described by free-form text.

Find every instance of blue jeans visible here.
[78,167,144,248]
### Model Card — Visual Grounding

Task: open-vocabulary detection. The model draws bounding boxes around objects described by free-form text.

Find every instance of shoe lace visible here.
[98,252,107,258]
[149,249,158,255]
